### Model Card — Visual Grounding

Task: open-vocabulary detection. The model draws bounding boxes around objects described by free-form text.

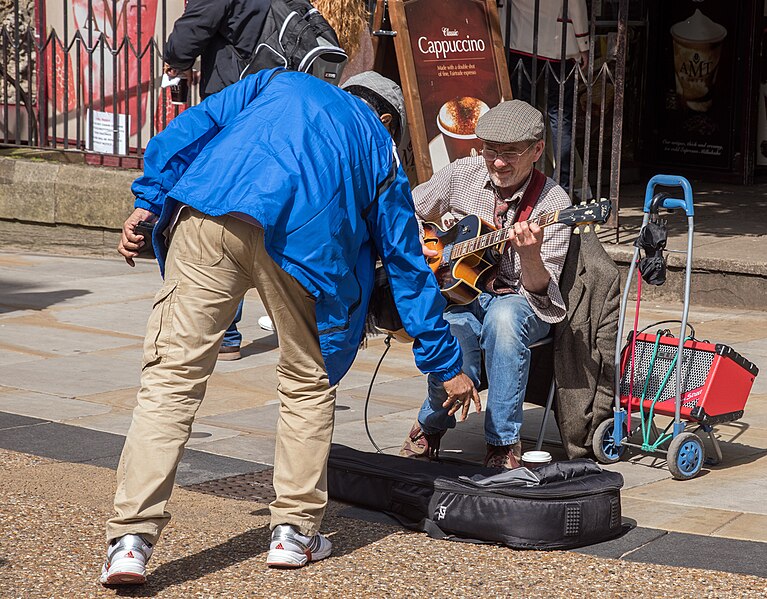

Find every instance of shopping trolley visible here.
[592,175,759,480]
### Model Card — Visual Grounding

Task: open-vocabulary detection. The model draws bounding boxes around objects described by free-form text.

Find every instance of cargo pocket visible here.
[175,211,225,267]
[142,280,179,370]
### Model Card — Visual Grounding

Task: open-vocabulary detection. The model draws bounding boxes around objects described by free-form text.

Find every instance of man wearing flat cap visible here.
[400,99,571,469]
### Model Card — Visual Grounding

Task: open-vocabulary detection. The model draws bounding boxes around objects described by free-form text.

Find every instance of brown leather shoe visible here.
[217,345,241,361]
[399,422,446,460]
[484,443,522,469]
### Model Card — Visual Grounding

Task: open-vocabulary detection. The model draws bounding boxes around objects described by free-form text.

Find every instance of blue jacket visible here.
[133,68,462,385]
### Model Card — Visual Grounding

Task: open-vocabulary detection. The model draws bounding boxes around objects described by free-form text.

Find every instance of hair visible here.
[344,85,402,144]
[313,0,369,59]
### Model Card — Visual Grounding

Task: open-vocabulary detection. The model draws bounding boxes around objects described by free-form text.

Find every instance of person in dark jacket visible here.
[99,70,479,585]
[164,0,272,357]
[164,0,271,98]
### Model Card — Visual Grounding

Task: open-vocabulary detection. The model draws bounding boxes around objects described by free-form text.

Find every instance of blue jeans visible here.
[222,299,243,348]
[418,293,550,446]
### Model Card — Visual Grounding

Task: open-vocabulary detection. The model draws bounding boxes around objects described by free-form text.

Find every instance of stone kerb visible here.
[0,155,135,230]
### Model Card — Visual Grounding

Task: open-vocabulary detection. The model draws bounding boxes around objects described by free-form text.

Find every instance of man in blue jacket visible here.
[100,69,479,584]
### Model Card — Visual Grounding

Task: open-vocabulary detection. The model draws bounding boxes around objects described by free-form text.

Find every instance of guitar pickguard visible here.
[424,214,497,305]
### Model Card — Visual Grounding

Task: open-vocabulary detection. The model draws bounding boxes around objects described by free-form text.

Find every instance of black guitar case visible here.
[327,444,625,550]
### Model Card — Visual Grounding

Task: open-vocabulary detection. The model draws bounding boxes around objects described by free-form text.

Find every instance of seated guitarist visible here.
[400,100,572,469]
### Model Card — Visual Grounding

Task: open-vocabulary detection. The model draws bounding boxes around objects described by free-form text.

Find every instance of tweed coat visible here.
[525,229,621,458]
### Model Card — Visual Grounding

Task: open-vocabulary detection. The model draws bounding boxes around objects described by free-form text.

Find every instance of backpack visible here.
[239,0,348,84]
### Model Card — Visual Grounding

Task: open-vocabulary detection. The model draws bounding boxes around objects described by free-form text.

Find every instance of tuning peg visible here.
[584,225,591,233]
[573,227,581,235]
[595,224,601,232]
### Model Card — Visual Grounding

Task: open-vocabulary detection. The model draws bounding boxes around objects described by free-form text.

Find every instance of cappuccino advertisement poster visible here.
[643,1,741,171]
[390,0,510,181]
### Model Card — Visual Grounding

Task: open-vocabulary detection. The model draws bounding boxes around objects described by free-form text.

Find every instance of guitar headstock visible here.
[557,199,612,233]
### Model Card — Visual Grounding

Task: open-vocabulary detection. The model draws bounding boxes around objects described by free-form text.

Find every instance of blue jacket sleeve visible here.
[132,69,282,215]
[367,151,463,382]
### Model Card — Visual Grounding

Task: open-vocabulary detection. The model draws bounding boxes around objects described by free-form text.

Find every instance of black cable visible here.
[636,319,696,340]
[364,334,392,453]
[362,334,484,466]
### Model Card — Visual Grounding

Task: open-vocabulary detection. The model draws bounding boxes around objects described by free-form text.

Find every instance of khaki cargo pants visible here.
[106,208,337,543]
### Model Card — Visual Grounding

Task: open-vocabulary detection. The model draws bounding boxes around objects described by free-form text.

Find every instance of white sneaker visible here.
[266,524,332,568]
[258,315,275,331]
[99,534,153,585]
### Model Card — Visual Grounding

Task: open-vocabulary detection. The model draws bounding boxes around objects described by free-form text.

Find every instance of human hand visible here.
[578,51,589,71]
[442,372,481,421]
[508,219,544,261]
[164,64,193,81]
[118,207,158,267]
[422,242,439,258]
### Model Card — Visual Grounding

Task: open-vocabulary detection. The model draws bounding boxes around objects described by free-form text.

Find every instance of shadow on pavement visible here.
[240,334,279,357]
[116,526,271,596]
[0,279,89,314]
[617,181,767,239]
[112,515,394,596]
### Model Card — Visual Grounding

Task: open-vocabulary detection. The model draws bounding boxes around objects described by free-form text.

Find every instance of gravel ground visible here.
[1,449,765,598]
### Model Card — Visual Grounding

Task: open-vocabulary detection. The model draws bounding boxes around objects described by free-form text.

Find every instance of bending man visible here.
[100,69,478,585]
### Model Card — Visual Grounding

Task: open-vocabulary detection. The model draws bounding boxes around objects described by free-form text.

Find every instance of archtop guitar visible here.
[423,199,612,305]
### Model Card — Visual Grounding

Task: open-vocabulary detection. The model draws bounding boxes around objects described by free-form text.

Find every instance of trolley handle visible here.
[643,174,694,216]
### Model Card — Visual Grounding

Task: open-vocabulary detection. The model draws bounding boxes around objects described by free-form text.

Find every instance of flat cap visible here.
[341,71,407,140]
[475,99,544,144]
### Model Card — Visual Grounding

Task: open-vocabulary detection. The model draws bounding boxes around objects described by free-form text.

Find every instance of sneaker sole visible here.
[217,352,241,361]
[103,571,146,585]
[266,546,331,569]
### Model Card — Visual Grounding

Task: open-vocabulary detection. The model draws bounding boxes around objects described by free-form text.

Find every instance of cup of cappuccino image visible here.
[521,450,552,469]
[670,9,727,112]
[437,96,489,162]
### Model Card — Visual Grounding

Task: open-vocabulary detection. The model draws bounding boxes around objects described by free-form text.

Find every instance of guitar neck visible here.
[452,211,561,259]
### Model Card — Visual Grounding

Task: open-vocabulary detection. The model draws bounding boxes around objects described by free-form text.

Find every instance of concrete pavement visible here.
[1,250,766,593]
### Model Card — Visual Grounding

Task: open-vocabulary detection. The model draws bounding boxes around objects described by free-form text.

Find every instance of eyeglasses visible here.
[480,141,537,163]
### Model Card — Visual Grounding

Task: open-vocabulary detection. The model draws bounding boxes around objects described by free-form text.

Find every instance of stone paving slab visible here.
[0,389,113,421]
[0,410,43,429]
[623,455,767,516]
[53,299,154,336]
[0,350,142,396]
[0,251,766,550]
[0,347,40,366]
[0,320,137,356]
[623,532,767,579]
[713,513,767,544]
[0,413,264,486]
[189,433,278,466]
[0,418,126,463]
[575,525,668,559]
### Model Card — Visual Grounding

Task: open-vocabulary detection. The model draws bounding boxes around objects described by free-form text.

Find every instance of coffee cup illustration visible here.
[670,9,727,112]
[437,97,489,162]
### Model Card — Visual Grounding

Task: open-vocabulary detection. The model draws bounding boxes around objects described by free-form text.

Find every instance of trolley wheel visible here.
[667,432,705,480]
[593,418,626,464]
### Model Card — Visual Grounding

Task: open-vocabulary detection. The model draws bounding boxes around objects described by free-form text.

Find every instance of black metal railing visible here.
[1,0,631,220]
[1,0,199,159]
[501,0,632,224]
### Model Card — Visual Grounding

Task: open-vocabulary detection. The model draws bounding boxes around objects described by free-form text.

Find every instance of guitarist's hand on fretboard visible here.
[509,220,550,295]
[507,219,544,258]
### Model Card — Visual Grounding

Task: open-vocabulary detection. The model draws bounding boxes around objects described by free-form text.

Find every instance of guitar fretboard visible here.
[450,211,561,260]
